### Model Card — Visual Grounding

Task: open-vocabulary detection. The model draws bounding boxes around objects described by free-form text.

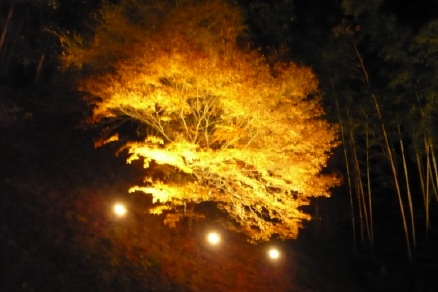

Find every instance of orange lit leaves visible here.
[62,0,341,242]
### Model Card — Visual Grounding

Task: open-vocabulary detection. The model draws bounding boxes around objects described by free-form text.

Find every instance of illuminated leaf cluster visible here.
[62,0,340,242]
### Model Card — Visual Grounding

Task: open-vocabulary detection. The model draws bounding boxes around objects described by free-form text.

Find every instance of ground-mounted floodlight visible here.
[267,247,280,260]
[206,231,221,245]
[113,203,127,217]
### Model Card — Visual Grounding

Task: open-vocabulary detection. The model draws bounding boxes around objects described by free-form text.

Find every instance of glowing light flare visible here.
[268,247,280,260]
[206,232,221,245]
[113,203,127,216]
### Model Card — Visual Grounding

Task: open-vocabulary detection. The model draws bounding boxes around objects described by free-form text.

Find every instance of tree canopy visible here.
[61,0,340,242]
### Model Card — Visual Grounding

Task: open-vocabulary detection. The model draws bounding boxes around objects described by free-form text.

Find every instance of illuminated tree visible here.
[61,0,340,242]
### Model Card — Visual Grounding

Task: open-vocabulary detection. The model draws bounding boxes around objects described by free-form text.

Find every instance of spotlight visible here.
[206,232,221,245]
[268,247,280,260]
[113,203,127,216]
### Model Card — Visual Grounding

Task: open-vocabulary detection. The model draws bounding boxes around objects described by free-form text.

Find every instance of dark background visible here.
[1,0,438,291]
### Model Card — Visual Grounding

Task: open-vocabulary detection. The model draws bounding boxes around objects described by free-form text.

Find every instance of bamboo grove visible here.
[324,1,438,260]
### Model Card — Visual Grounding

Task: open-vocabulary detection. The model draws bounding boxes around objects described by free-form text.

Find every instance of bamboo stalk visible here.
[34,54,46,83]
[425,136,431,235]
[416,149,430,235]
[430,141,438,203]
[348,112,373,251]
[334,95,357,253]
[372,94,412,260]
[2,18,22,74]
[365,121,374,245]
[0,1,14,58]
[398,124,416,249]
[356,178,364,241]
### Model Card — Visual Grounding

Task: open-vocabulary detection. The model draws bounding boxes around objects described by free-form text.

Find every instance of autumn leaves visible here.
[61,0,340,242]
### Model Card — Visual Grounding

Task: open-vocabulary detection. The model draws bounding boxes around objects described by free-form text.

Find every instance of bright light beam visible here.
[113,203,127,216]
[206,232,221,245]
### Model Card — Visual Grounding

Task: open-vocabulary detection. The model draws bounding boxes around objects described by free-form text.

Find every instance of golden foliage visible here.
[62,0,341,242]
[94,134,119,148]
